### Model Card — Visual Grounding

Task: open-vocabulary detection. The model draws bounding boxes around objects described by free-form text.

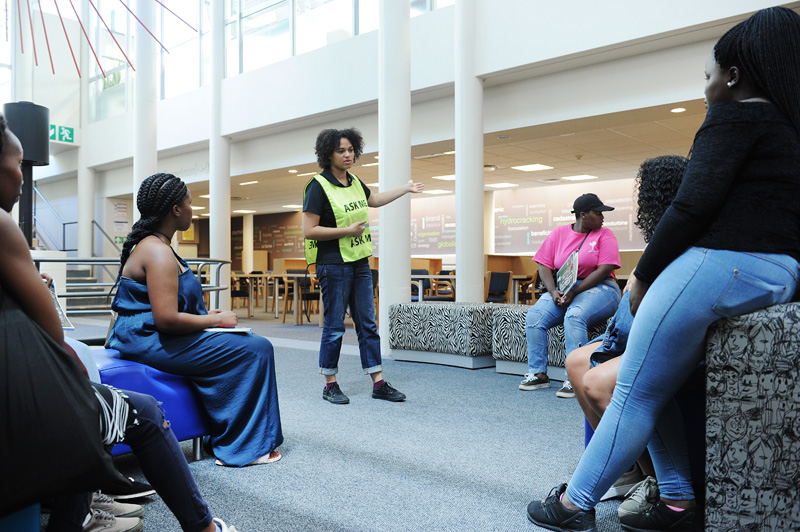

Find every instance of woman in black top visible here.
[527,7,800,532]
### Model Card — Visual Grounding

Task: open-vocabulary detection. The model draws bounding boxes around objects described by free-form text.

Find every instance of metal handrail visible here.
[93,220,122,255]
[32,257,230,314]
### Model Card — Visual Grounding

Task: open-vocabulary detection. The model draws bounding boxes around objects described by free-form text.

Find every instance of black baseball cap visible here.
[571,193,614,214]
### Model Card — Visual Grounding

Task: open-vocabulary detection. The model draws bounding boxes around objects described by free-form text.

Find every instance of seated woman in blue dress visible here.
[108,173,282,467]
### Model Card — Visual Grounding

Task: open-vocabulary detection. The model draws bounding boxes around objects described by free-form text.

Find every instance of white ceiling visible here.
[186,97,708,218]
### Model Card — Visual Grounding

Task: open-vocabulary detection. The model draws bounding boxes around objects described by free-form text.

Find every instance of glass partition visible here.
[295,0,353,56]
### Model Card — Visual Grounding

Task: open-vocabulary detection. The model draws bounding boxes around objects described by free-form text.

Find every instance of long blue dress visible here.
[108,257,283,466]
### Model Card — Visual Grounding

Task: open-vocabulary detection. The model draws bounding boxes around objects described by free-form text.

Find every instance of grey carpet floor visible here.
[58,310,624,532]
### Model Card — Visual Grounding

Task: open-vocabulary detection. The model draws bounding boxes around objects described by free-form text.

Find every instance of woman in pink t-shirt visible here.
[519,193,622,395]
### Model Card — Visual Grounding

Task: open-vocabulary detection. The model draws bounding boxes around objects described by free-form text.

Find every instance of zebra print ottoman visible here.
[491,304,608,378]
[704,302,800,531]
[389,302,496,369]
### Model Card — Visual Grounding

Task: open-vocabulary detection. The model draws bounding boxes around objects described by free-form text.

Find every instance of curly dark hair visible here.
[117,173,187,277]
[314,127,364,169]
[713,7,800,134]
[633,155,688,243]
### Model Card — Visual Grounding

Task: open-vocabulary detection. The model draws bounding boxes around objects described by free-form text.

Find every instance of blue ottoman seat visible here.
[93,349,210,460]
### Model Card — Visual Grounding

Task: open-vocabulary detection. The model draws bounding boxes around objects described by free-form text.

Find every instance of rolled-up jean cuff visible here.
[364,364,382,375]
[320,367,338,376]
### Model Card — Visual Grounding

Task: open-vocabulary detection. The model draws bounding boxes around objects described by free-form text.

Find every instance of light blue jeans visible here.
[525,279,621,374]
[567,248,799,509]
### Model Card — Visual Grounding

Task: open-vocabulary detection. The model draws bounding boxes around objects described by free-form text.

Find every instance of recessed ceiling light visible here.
[562,174,598,181]
[288,169,298,174]
[201,213,211,217]
[512,164,553,172]
[486,183,518,189]
[199,194,211,198]
[239,180,258,186]
[233,209,257,214]
[191,206,205,210]
[282,204,303,209]
[484,164,497,171]
[670,107,686,113]
[443,150,456,155]
[361,162,379,167]
[192,215,200,219]
[423,190,452,195]
[374,155,380,159]
[366,182,380,186]
[432,175,456,181]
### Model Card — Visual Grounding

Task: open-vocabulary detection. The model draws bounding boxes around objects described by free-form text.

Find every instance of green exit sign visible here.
[49,124,74,143]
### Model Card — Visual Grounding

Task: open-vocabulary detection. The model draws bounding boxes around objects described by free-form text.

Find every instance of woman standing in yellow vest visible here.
[303,128,423,405]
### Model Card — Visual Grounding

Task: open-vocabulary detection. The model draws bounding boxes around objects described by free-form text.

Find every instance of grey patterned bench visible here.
[389,302,496,369]
[704,302,800,531]
[491,304,608,379]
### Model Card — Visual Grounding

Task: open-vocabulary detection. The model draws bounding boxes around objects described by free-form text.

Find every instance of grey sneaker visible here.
[83,509,143,532]
[91,491,144,518]
[556,380,576,398]
[519,373,550,390]
[600,463,646,501]
[617,476,659,517]
[618,500,698,532]
[322,383,350,404]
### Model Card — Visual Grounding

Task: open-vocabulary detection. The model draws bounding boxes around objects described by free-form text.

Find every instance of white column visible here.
[210,0,231,310]
[484,190,494,254]
[378,0,411,356]
[8,0,32,225]
[133,0,158,223]
[10,0,33,103]
[77,1,94,258]
[455,0,484,302]
[242,214,254,273]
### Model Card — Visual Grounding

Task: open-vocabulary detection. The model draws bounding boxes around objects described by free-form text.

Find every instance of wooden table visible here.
[277,272,319,326]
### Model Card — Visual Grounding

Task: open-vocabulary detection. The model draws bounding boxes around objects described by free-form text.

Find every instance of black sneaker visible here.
[526,484,597,532]
[618,499,698,532]
[102,477,156,500]
[372,381,406,402]
[323,383,350,404]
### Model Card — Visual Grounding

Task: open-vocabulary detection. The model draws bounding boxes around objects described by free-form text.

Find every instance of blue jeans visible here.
[47,390,212,532]
[567,248,799,509]
[317,261,382,375]
[525,279,621,374]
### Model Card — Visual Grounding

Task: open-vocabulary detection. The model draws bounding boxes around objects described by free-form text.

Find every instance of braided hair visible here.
[713,7,800,134]
[314,127,364,169]
[633,155,688,243]
[117,173,187,277]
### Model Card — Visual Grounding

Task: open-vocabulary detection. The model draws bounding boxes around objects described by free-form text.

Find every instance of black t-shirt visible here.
[303,169,372,264]
[635,101,800,283]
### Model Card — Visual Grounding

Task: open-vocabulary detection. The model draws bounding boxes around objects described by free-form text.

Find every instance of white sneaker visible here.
[556,380,576,398]
[213,517,240,532]
[91,491,144,518]
[519,373,551,390]
[83,509,143,532]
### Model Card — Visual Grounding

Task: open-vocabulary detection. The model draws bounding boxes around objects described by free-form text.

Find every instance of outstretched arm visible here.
[367,180,424,208]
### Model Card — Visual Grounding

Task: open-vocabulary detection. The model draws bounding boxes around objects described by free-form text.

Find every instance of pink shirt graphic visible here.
[534,224,620,280]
